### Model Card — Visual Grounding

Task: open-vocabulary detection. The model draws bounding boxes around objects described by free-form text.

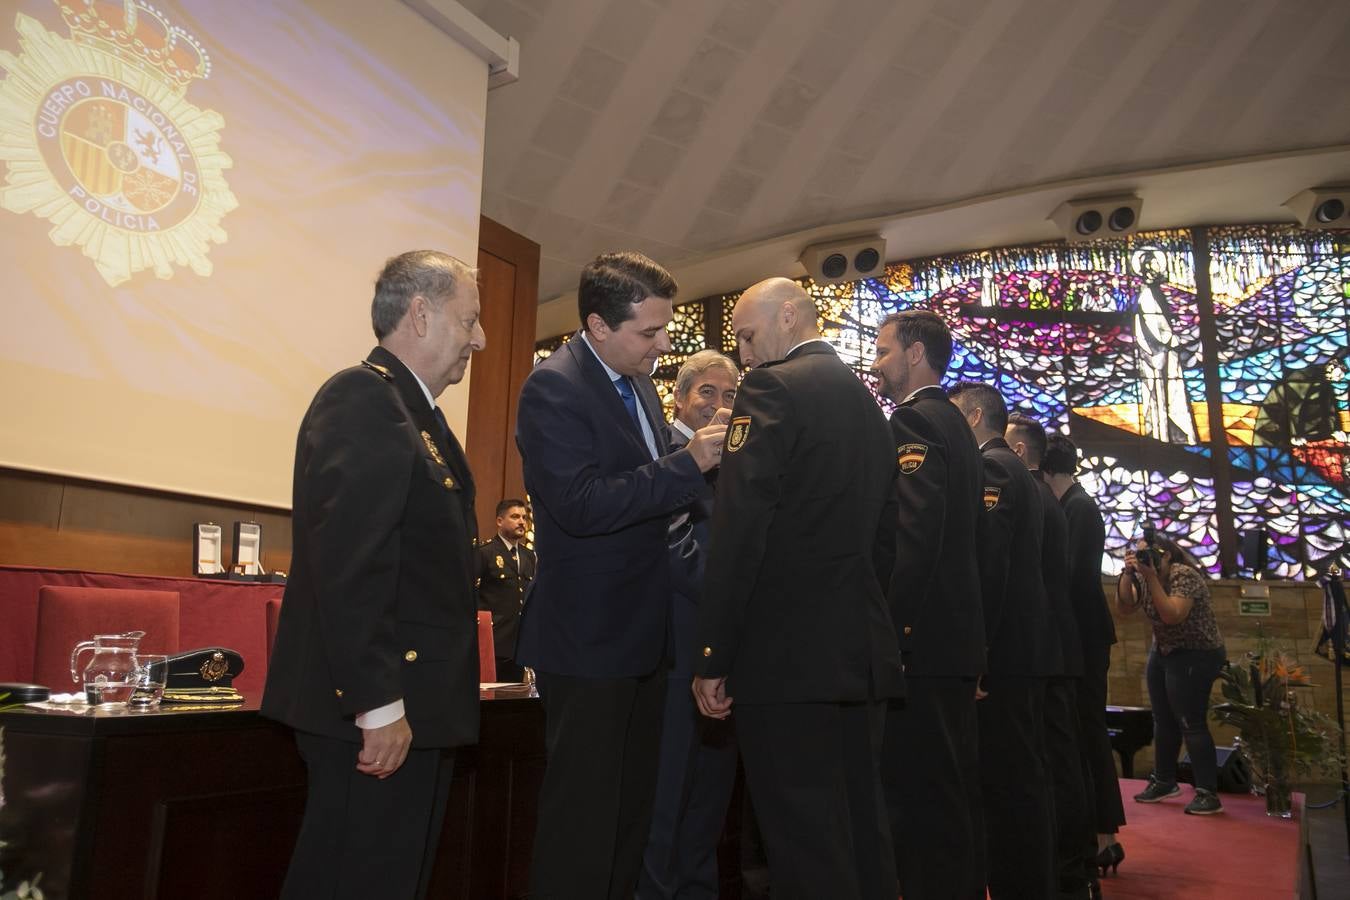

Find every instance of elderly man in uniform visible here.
[639,349,741,899]
[949,381,1057,900]
[476,499,535,682]
[263,250,485,900]
[870,310,987,900]
[694,277,904,900]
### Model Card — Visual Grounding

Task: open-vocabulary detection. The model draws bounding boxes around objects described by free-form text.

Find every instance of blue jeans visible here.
[1146,646,1226,792]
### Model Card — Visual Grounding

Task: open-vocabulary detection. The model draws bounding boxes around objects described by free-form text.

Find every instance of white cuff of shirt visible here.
[355,699,405,730]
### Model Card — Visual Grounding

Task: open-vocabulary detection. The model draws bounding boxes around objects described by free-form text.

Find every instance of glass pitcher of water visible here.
[70,631,144,705]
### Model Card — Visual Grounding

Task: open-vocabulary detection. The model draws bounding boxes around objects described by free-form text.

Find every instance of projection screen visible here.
[0,0,489,508]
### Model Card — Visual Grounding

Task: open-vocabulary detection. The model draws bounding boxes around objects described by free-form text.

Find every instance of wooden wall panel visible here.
[0,468,291,577]
[466,216,540,539]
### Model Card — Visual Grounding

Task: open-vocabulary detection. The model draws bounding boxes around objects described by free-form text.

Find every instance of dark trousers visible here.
[882,676,984,900]
[1045,677,1090,894]
[531,669,667,900]
[638,671,738,900]
[978,675,1053,900]
[736,700,895,900]
[1075,649,1125,834]
[283,731,454,900]
[1146,646,1226,792]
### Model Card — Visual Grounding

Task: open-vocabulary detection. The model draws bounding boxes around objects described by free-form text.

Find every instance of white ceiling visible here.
[460,0,1350,327]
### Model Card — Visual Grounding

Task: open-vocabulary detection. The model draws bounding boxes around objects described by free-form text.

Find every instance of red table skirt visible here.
[0,565,282,696]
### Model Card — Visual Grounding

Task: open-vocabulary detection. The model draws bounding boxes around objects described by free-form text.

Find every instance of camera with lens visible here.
[1136,524,1163,569]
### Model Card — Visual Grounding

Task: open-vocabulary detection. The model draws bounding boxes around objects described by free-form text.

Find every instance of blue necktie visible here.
[613,375,643,431]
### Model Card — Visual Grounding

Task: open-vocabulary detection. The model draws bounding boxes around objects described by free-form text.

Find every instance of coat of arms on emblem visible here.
[983,486,1002,510]
[726,416,752,453]
[897,442,928,474]
[0,1,237,286]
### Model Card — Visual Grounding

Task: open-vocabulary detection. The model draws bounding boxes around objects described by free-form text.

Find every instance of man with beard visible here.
[870,310,986,900]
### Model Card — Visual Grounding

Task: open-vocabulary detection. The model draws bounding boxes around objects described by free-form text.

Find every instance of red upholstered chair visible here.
[476,610,496,683]
[33,586,181,691]
[264,597,283,661]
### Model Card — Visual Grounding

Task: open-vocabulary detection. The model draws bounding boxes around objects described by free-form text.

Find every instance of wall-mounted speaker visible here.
[1239,527,1269,578]
[1284,187,1350,230]
[800,235,886,285]
[1049,195,1142,243]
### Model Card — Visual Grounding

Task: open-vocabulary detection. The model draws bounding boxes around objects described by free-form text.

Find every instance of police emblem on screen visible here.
[0,1,237,286]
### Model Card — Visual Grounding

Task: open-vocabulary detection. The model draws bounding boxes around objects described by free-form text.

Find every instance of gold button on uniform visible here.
[404,650,418,662]
[702,646,712,657]
[903,626,912,636]
[443,478,455,489]
[334,688,343,698]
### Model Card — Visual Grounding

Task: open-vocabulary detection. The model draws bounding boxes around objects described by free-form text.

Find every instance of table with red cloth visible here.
[0,565,282,697]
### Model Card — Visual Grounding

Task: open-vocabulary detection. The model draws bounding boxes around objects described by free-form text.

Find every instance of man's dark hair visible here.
[1041,433,1079,476]
[495,498,527,517]
[1006,412,1047,466]
[948,381,1008,433]
[878,310,953,374]
[578,251,677,332]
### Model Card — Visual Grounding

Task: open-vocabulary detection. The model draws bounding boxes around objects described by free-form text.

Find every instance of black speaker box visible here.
[1178,745,1252,794]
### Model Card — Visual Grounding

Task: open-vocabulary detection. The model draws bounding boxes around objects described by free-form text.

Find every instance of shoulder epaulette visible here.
[361,360,394,381]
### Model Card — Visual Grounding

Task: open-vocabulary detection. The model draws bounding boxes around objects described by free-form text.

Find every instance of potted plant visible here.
[1212,627,1344,817]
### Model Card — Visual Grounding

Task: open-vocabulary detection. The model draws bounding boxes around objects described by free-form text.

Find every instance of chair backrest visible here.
[476,610,496,683]
[33,586,181,691]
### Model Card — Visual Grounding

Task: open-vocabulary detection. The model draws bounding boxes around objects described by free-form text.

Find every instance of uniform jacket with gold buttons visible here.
[694,342,905,703]
[475,533,535,660]
[885,385,987,678]
[262,346,479,749]
[977,437,1057,677]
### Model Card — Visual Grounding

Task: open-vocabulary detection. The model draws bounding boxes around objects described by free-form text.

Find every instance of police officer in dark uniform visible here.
[870,310,986,900]
[262,250,485,900]
[1042,434,1126,878]
[1007,413,1091,900]
[949,382,1056,900]
[694,277,904,900]
[476,498,535,682]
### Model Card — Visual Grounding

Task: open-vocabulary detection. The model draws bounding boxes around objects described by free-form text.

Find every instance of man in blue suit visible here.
[516,251,728,900]
[639,349,741,899]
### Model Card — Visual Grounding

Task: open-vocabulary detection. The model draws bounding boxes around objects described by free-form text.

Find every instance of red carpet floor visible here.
[1096,778,1303,900]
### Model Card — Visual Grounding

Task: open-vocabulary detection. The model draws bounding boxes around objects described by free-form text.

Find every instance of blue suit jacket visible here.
[515,334,706,678]
[667,426,716,676]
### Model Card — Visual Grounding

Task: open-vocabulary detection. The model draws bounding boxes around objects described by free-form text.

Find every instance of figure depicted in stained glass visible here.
[1131,248,1198,444]
[1252,356,1349,446]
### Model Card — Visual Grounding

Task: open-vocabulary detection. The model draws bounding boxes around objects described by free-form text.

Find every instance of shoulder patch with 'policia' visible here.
[983,486,1002,510]
[897,443,928,474]
[726,416,752,453]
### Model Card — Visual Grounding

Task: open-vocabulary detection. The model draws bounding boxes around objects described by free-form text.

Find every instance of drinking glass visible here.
[129,653,168,709]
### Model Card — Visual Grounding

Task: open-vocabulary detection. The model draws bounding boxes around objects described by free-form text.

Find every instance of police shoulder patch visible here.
[726,416,752,453]
[983,486,1002,510]
[897,442,928,474]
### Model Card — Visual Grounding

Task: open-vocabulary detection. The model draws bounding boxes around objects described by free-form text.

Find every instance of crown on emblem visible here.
[56,0,211,90]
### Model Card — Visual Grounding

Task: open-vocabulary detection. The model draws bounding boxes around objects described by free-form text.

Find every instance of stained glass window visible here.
[535,225,1349,578]
[1208,226,1349,577]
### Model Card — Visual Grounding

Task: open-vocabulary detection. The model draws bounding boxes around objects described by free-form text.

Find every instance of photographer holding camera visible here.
[1116,532,1226,815]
